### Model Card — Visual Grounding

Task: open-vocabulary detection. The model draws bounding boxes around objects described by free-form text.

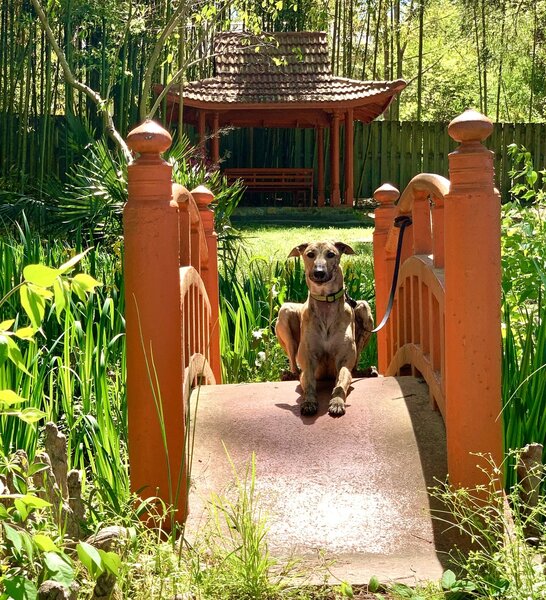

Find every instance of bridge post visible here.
[445,109,503,488]
[373,183,399,373]
[124,120,187,525]
[192,185,222,383]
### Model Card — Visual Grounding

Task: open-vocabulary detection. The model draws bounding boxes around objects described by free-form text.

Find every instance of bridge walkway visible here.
[186,376,461,584]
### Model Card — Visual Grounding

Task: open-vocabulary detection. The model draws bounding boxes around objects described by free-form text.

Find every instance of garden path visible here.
[186,375,460,585]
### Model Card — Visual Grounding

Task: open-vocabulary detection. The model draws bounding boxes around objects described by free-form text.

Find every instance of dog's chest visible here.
[307,303,352,342]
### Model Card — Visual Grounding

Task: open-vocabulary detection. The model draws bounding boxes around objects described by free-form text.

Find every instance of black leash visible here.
[345,215,412,333]
[370,215,412,333]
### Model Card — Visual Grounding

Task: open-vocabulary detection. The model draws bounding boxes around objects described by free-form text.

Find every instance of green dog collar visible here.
[310,288,346,303]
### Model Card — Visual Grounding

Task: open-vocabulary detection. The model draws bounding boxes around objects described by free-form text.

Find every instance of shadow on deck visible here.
[186,376,464,585]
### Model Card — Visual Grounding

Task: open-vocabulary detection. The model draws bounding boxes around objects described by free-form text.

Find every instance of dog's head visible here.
[288,241,355,289]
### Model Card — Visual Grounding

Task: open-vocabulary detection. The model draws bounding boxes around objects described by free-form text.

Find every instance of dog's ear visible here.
[334,242,356,255]
[288,243,309,258]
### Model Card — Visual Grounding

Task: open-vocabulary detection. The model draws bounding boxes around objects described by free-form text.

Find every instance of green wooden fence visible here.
[219,120,546,201]
[1,116,545,203]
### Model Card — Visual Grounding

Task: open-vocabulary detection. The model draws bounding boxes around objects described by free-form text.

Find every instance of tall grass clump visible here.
[0,225,128,517]
[187,450,298,600]
[433,452,546,599]
[501,145,546,486]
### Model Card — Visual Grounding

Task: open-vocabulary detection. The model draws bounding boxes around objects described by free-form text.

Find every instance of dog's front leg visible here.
[299,354,318,415]
[329,365,353,416]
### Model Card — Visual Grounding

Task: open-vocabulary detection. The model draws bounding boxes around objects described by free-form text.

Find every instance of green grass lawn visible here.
[238,224,374,262]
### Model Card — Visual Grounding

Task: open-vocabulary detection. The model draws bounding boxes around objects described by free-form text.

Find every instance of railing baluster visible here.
[373,184,399,372]
[192,186,222,383]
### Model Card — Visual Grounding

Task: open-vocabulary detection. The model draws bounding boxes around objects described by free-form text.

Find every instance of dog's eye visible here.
[326,251,335,258]
[306,251,315,258]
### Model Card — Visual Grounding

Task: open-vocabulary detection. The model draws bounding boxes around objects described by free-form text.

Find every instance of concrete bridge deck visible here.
[186,376,459,585]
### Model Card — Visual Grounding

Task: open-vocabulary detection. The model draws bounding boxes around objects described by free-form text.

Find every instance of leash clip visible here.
[394,215,412,228]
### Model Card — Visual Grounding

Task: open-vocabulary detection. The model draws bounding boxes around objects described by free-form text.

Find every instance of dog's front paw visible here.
[366,365,379,378]
[328,398,346,417]
[281,370,300,381]
[300,400,318,416]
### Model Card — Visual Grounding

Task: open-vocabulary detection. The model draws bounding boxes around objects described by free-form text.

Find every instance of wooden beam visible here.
[216,109,331,129]
[344,108,354,206]
[330,111,341,206]
[211,111,220,164]
[198,110,207,158]
[317,126,325,207]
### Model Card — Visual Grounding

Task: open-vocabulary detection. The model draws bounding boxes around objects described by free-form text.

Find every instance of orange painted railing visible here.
[373,110,503,488]
[123,121,220,523]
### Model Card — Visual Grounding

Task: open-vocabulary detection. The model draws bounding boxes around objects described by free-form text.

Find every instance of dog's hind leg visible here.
[353,300,379,377]
[354,300,374,358]
[275,303,302,375]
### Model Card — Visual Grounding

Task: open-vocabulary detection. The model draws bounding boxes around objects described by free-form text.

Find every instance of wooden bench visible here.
[223,168,314,206]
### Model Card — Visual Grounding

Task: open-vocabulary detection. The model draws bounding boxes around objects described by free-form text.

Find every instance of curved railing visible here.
[373,110,503,489]
[376,173,449,417]
[123,121,220,524]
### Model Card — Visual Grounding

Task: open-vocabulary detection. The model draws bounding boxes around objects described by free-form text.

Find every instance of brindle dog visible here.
[275,241,374,417]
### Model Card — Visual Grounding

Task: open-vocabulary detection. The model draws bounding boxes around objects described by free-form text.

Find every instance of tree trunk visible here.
[495,0,506,121]
[480,0,488,116]
[416,0,424,121]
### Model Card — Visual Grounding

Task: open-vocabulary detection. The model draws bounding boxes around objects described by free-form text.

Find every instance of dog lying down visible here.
[275,241,374,417]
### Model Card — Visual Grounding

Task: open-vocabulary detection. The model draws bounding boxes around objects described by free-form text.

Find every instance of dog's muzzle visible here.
[311,266,331,283]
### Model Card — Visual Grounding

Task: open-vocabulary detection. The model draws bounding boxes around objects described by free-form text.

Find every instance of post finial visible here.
[374,183,400,206]
[127,120,172,157]
[448,109,493,144]
[191,185,215,209]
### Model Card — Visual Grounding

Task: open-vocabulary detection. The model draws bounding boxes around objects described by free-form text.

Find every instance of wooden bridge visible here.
[123,110,503,580]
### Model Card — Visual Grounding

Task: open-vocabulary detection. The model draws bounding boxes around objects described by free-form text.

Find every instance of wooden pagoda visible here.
[157,32,406,206]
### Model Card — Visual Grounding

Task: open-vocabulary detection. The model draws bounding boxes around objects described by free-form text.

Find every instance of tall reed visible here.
[0,227,128,515]
[502,295,546,488]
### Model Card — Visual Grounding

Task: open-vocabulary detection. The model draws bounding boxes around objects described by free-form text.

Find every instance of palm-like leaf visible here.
[57,140,128,239]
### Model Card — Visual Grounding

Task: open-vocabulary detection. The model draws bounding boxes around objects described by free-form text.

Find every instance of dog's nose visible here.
[313,268,327,280]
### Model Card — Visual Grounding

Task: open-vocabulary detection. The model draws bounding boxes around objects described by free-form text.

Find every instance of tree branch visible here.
[29,0,132,163]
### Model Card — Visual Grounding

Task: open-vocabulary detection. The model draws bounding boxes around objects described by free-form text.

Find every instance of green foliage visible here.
[507,144,546,206]
[219,257,300,383]
[17,132,244,252]
[76,540,121,580]
[0,230,128,515]
[502,298,546,488]
[57,139,128,239]
[501,144,546,484]
[169,135,245,264]
[189,450,297,599]
[0,492,73,598]
[433,452,546,600]
[0,249,100,422]
[0,484,119,599]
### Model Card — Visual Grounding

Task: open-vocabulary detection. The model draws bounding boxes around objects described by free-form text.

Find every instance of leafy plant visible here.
[500,144,546,481]
[190,449,298,599]
[0,494,76,599]
[507,144,546,206]
[0,250,100,419]
[0,231,128,516]
[433,452,546,600]
[502,297,546,487]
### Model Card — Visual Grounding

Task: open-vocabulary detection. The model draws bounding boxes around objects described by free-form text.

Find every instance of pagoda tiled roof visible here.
[182,31,406,110]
